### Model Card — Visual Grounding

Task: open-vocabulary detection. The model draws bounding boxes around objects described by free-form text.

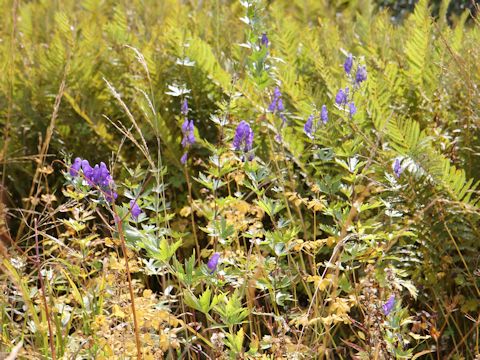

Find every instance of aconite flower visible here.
[70,158,117,202]
[349,102,357,117]
[261,33,269,47]
[207,252,220,273]
[70,157,82,176]
[181,99,189,116]
[181,119,195,148]
[268,87,284,113]
[233,121,254,160]
[344,53,353,74]
[304,115,314,138]
[180,118,195,164]
[383,295,395,316]
[335,89,347,105]
[320,105,328,124]
[130,200,142,219]
[355,66,367,84]
[393,159,403,178]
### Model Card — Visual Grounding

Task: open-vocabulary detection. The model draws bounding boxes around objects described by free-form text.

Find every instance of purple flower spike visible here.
[355,66,367,84]
[70,157,82,176]
[304,115,314,138]
[130,199,142,219]
[393,159,403,178]
[181,119,195,148]
[277,98,284,112]
[207,252,220,273]
[344,53,353,74]
[181,99,189,116]
[233,121,254,158]
[383,295,396,316]
[261,33,269,47]
[268,87,286,117]
[320,105,328,124]
[335,89,347,105]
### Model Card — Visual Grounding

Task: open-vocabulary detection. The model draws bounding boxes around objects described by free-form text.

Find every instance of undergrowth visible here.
[1,0,480,359]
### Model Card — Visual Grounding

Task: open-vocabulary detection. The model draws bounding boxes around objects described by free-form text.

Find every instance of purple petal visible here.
[181,152,188,164]
[207,252,220,273]
[130,200,142,219]
[181,99,189,115]
[304,115,314,137]
[320,105,328,124]
[355,66,367,84]
[344,53,353,74]
[349,102,357,117]
[393,159,403,178]
[382,295,395,316]
[70,157,82,176]
[261,33,269,47]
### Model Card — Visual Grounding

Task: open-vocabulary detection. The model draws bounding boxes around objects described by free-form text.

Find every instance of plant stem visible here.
[113,207,142,360]
[34,219,56,360]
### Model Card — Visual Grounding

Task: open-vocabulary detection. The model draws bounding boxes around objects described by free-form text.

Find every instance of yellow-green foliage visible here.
[1,0,480,358]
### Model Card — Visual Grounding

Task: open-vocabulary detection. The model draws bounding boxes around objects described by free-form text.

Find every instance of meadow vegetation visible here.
[1,0,480,358]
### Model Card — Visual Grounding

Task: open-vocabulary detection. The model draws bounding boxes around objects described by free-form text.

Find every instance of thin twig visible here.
[112,205,142,360]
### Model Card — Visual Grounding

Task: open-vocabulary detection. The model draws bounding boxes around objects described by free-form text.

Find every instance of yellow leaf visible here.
[112,304,126,318]
[179,206,191,217]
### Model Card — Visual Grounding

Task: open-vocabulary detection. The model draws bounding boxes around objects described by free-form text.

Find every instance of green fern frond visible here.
[404,0,432,89]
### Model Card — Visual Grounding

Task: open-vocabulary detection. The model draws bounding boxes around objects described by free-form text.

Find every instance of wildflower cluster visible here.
[334,53,367,118]
[70,157,118,201]
[180,99,196,164]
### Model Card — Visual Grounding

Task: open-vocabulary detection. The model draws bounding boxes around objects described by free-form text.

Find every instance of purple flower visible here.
[130,199,142,219]
[355,66,367,84]
[277,98,284,112]
[320,105,328,124]
[393,159,403,178]
[268,87,283,113]
[181,152,188,165]
[344,53,353,74]
[261,33,269,47]
[70,157,82,176]
[207,252,220,273]
[71,158,117,202]
[383,295,395,316]
[335,89,347,105]
[304,115,314,138]
[349,102,357,117]
[181,99,189,116]
[181,119,195,148]
[92,162,113,188]
[81,160,94,185]
[233,121,254,154]
[104,190,118,203]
